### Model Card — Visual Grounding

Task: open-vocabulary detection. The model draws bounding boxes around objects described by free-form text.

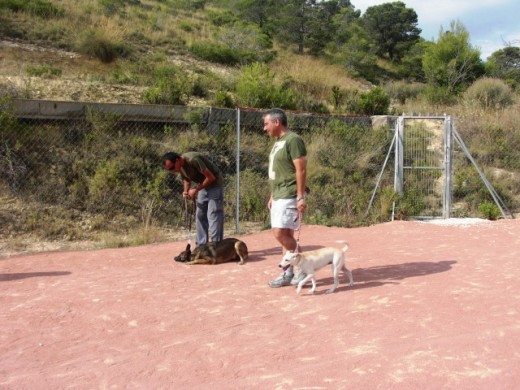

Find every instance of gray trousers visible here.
[195,185,224,246]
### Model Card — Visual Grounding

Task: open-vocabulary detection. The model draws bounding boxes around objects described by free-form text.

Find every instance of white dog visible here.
[279,242,354,294]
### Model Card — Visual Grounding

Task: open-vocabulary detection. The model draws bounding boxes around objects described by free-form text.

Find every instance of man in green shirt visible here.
[263,108,308,288]
[163,151,224,246]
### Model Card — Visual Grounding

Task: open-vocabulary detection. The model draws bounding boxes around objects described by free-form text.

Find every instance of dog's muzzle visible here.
[279,264,290,271]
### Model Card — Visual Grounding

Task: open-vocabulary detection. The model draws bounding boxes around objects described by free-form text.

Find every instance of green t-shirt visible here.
[268,131,307,200]
[180,152,223,187]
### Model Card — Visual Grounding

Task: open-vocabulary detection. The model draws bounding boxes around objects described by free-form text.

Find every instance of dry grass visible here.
[51,0,215,49]
[270,48,370,100]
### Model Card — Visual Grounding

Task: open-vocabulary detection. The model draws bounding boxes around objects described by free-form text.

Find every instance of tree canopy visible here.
[486,46,520,87]
[422,20,484,94]
[362,1,421,61]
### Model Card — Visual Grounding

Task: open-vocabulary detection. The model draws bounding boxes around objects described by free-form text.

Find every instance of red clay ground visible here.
[1,219,519,389]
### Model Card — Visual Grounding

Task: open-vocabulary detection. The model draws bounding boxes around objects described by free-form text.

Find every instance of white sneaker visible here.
[268,271,293,288]
[290,269,307,285]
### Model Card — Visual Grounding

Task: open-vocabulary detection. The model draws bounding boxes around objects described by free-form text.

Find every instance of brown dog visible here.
[174,238,248,265]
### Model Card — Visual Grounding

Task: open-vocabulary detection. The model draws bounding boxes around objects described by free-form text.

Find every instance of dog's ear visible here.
[186,243,191,262]
[174,243,192,262]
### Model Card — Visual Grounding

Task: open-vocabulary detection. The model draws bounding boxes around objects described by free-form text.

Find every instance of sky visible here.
[352,0,520,60]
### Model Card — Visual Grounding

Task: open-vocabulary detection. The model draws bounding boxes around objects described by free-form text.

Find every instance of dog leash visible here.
[294,186,309,253]
[294,210,303,253]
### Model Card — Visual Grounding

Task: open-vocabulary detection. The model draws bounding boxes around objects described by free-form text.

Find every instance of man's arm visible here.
[293,156,307,211]
[187,168,216,198]
[183,179,191,198]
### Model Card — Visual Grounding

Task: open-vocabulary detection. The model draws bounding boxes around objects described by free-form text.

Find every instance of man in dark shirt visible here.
[163,151,224,246]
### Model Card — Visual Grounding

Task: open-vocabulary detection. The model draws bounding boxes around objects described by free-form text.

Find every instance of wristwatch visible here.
[297,196,305,201]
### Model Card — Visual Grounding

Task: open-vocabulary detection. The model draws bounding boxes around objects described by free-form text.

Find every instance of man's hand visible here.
[187,188,198,199]
[297,198,306,213]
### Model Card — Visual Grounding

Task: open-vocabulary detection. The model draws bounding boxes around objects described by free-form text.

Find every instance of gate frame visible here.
[367,115,512,220]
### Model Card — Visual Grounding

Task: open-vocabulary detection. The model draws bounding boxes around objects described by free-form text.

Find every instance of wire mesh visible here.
[401,118,446,218]
[1,99,519,251]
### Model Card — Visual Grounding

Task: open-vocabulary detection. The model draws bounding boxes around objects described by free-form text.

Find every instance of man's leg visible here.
[268,198,300,288]
[268,229,296,288]
[206,186,224,243]
[272,227,297,253]
[195,191,209,246]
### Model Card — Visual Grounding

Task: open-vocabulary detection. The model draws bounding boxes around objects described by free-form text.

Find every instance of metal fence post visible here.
[235,107,241,234]
[443,115,452,218]
[394,116,404,195]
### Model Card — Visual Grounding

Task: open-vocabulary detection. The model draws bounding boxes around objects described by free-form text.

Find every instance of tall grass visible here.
[271,50,369,100]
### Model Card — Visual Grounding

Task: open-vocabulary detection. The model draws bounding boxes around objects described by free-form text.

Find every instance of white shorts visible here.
[270,198,300,229]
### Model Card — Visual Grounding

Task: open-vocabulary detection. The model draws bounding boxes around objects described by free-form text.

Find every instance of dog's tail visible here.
[336,240,349,252]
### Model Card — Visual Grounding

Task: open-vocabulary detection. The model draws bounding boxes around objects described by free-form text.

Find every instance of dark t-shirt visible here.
[180,152,223,187]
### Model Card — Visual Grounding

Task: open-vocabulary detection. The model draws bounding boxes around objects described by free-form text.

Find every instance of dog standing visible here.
[279,242,353,294]
[175,238,248,265]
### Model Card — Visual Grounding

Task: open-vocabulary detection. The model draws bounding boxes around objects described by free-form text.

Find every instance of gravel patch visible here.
[418,217,490,227]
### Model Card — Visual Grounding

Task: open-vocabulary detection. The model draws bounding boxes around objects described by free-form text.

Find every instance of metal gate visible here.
[394,115,452,219]
[368,115,511,220]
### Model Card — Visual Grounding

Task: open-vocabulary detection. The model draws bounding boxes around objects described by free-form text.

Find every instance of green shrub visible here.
[226,168,269,223]
[217,23,274,64]
[330,86,344,110]
[97,0,124,16]
[213,91,235,108]
[191,28,273,66]
[29,23,67,44]
[463,77,514,109]
[190,41,239,65]
[110,67,138,85]
[383,81,426,105]
[479,201,501,220]
[423,85,457,105]
[183,108,205,131]
[191,74,214,98]
[178,20,194,32]
[167,0,206,9]
[379,187,397,220]
[357,87,390,115]
[207,10,236,26]
[394,190,426,219]
[142,65,191,105]
[77,29,131,63]
[235,63,296,109]
[0,0,64,18]
[0,0,23,12]
[25,64,62,78]
[300,99,329,114]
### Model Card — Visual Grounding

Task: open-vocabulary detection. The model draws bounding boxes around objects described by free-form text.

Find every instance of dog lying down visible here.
[279,242,354,294]
[174,238,248,265]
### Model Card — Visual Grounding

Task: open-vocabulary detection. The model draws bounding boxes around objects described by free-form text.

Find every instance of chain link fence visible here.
[1,98,518,252]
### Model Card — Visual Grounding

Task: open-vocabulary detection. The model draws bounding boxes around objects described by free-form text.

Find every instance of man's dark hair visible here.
[162,152,181,164]
[263,108,287,127]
